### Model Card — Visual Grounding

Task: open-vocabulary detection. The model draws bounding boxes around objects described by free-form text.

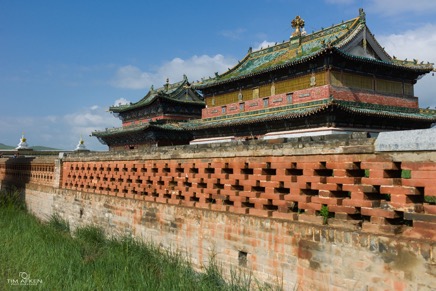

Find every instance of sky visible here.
[1,0,436,151]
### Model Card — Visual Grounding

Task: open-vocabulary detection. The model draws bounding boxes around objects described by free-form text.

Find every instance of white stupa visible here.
[74,136,89,151]
[16,134,31,150]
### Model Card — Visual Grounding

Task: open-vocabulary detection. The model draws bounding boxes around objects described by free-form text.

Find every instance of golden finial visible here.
[291,16,305,37]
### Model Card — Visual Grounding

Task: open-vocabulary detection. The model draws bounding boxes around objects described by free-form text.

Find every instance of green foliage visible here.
[364,169,370,178]
[320,205,329,224]
[48,214,70,233]
[424,196,436,204]
[0,187,25,209]
[201,253,227,289]
[75,225,106,245]
[401,169,412,179]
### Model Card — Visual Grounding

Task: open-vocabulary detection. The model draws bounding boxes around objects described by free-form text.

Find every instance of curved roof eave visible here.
[332,47,433,74]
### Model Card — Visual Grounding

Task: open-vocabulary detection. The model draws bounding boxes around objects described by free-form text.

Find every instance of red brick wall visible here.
[292,85,330,104]
[0,158,55,187]
[60,151,436,240]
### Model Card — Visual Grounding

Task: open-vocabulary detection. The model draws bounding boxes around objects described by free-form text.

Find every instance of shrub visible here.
[0,187,25,209]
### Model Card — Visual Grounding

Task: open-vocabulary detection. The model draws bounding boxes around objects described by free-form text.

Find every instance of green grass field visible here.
[0,189,261,291]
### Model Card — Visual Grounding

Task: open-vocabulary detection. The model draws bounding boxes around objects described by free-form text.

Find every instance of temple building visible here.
[94,9,436,150]
[92,76,205,150]
[188,9,436,143]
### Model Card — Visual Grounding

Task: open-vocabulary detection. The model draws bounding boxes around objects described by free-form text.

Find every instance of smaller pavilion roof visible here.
[110,75,204,113]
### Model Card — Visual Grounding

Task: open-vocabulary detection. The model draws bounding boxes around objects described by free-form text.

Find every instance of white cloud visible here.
[378,24,436,108]
[111,54,237,89]
[111,65,153,89]
[0,105,121,151]
[253,41,277,51]
[114,98,130,106]
[60,106,120,150]
[158,54,236,82]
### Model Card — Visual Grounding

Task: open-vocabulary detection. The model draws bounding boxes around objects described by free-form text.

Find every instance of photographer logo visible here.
[7,272,43,286]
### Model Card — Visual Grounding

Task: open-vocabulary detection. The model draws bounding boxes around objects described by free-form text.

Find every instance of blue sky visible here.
[1,0,436,150]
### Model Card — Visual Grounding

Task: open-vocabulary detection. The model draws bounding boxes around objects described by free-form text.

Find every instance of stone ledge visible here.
[375,127,436,152]
[64,133,376,162]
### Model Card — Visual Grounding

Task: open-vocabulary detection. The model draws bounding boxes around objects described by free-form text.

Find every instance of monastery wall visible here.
[202,85,419,120]
[0,133,435,290]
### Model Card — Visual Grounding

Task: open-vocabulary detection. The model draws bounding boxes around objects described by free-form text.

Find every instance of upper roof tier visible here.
[110,75,204,113]
[195,9,434,89]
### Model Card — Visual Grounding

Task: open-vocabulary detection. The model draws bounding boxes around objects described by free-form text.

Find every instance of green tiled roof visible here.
[194,11,434,89]
[334,49,433,73]
[91,121,186,138]
[110,76,204,113]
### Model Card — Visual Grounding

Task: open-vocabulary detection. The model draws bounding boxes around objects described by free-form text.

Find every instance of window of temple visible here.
[287,93,293,104]
[404,83,414,96]
[240,103,245,111]
[222,106,227,114]
[263,98,269,108]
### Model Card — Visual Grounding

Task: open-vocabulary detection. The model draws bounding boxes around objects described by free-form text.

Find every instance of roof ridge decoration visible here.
[194,8,434,89]
[291,15,305,38]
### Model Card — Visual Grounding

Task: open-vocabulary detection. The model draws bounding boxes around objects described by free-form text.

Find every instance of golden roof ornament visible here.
[291,15,305,37]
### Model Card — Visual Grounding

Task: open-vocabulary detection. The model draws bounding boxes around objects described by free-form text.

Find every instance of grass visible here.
[0,190,262,290]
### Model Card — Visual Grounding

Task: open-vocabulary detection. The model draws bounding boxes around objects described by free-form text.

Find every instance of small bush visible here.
[75,225,106,245]
[48,213,70,233]
[320,205,329,224]
[201,254,227,289]
[0,188,25,209]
